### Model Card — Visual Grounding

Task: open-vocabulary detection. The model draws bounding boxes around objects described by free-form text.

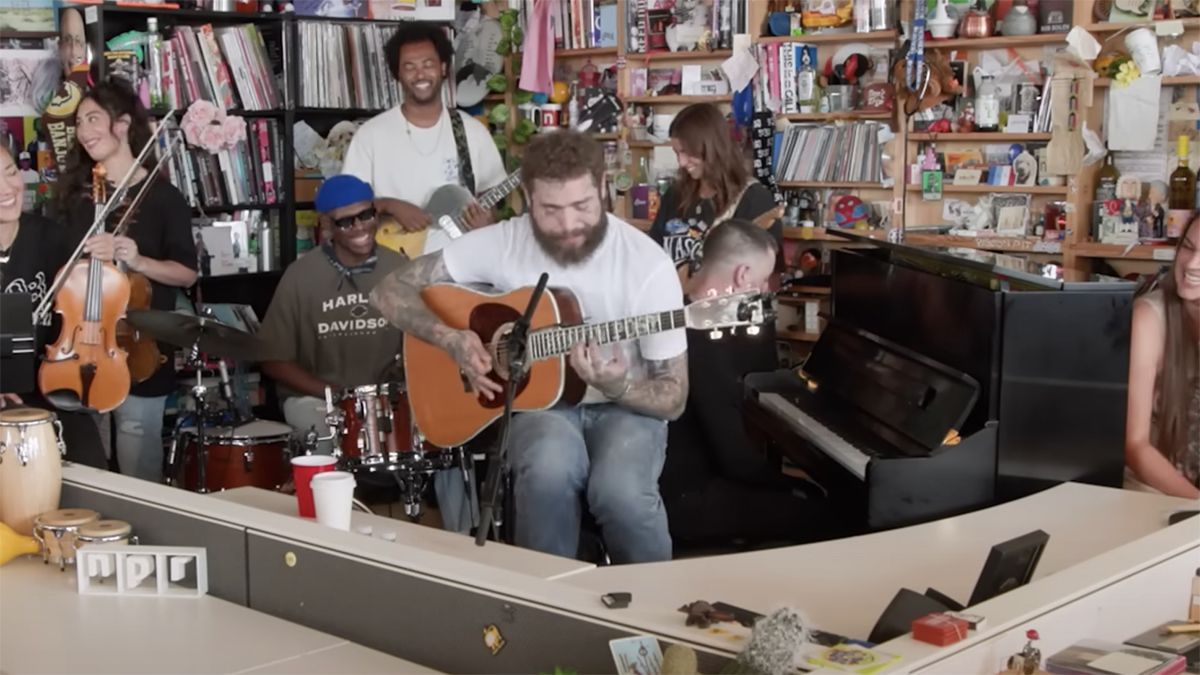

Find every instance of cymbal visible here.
[125,310,266,360]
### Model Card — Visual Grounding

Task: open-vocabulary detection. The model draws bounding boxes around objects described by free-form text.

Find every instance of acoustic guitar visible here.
[404,285,773,448]
[375,170,523,258]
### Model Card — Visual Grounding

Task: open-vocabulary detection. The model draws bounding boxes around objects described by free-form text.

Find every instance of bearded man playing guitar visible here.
[341,22,506,257]
[371,131,689,564]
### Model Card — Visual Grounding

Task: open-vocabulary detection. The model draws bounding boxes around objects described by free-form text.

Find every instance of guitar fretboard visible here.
[528,309,686,361]
[447,171,523,235]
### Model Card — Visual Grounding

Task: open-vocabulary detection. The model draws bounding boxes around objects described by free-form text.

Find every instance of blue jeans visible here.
[113,395,167,482]
[508,404,671,563]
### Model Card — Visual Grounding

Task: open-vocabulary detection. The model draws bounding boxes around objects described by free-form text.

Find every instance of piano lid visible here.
[826,230,1133,293]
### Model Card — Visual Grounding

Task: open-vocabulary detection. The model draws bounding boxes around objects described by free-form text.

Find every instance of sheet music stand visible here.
[0,293,36,394]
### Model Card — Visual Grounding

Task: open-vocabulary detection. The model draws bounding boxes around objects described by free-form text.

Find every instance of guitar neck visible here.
[445,171,523,237]
[527,309,686,361]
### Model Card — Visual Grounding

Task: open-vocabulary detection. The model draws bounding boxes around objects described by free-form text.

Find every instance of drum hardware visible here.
[33,508,100,570]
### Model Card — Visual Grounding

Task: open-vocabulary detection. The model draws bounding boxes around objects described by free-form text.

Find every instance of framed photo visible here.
[1012,150,1038,187]
[992,193,1031,236]
[967,529,1049,606]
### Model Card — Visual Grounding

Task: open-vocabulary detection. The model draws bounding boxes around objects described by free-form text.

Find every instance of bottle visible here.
[1095,154,1119,201]
[1168,135,1194,243]
[145,18,164,109]
[797,48,817,113]
[975,75,1000,132]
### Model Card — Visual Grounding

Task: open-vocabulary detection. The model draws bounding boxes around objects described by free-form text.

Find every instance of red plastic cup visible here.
[292,455,337,517]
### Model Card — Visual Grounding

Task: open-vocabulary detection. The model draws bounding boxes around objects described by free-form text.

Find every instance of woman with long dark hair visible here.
[0,143,107,468]
[55,79,197,482]
[648,103,780,288]
[1125,212,1200,498]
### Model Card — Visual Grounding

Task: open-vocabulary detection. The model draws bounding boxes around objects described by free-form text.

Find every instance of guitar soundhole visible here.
[468,302,530,410]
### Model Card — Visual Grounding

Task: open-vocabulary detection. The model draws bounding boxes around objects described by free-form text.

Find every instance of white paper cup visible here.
[310,471,356,531]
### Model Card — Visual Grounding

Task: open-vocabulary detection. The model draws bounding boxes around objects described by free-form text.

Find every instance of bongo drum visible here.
[33,508,99,570]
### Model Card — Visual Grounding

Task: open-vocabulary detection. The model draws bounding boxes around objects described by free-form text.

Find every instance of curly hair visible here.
[383,22,453,82]
[53,79,152,221]
[519,130,605,198]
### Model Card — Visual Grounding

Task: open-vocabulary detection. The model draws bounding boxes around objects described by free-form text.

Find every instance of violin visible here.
[109,174,166,383]
[37,165,132,413]
[34,112,181,412]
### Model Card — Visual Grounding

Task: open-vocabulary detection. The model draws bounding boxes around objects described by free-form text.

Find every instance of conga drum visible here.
[0,408,64,535]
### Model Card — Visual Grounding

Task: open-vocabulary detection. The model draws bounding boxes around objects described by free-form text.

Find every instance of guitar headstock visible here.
[683,290,775,339]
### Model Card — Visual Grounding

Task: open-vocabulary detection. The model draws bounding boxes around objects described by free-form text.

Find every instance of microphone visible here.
[661,644,698,675]
[506,272,549,371]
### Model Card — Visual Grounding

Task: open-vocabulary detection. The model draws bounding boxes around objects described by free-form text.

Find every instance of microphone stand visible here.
[475,272,549,547]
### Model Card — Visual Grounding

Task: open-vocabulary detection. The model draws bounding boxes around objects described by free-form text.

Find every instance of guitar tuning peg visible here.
[746,325,760,336]
[709,329,724,340]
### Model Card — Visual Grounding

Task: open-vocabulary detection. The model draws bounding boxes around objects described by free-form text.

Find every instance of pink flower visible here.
[198,124,226,152]
[220,115,246,146]
[183,99,220,127]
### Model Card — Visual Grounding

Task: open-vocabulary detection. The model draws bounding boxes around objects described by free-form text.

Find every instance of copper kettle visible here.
[959,3,996,38]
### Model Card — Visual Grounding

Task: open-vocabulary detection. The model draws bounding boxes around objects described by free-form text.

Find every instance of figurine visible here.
[1006,629,1043,675]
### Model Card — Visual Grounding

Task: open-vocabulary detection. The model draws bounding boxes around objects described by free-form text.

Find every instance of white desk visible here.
[555,483,1197,653]
[208,486,594,581]
[0,558,438,674]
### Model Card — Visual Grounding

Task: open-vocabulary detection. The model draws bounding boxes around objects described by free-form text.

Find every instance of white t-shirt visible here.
[341,106,506,254]
[442,213,688,400]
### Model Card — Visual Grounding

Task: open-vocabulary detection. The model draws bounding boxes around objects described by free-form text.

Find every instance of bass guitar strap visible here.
[448,111,477,196]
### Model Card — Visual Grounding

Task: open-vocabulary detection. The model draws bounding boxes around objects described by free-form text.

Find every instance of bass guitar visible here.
[375,169,522,258]
[403,285,773,448]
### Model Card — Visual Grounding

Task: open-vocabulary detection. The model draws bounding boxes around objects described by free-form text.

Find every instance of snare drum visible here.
[337,383,436,470]
[33,508,99,569]
[180,419,293,492]
[75,519,136,550]
[0,408,65,536]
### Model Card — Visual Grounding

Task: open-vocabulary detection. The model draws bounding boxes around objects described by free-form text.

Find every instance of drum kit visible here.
[121,309,468,517]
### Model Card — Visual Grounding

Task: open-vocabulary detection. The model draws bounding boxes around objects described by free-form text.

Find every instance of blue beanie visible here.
[315,174,374,213]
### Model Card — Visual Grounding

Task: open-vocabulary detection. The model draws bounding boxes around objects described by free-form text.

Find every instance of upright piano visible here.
[746,236,1136,535]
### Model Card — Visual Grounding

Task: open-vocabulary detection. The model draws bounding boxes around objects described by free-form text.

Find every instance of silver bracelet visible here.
[610,376,632,401]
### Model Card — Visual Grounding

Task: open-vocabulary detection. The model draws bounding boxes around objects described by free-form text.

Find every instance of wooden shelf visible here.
[782,226,888,241]
[624,95,732,104]
[905,184,1069,195]
[778,329,821,343]
[904,233,1063,254]
[777,181,889,189]
[1072,242,1177,261]
[1095,75,1200,87]
[1086,18,1200,32]
[780,111,894,121]
[924,33,1067,49]
[756,30,897,44]
[907,132,1053,141]
[555,47,618,58]
[628,140,670,148]
[627,49,733,62]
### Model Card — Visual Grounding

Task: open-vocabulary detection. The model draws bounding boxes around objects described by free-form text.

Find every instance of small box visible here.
[911,613,968,646]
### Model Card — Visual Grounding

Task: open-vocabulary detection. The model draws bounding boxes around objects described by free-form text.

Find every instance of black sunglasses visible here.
[331,206,377,230]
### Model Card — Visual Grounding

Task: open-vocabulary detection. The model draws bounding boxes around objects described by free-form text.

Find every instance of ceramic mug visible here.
[540,104,561,130]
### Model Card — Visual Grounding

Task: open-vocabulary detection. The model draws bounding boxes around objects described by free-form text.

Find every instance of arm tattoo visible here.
[369,252,457,347]
[618,353,689,421]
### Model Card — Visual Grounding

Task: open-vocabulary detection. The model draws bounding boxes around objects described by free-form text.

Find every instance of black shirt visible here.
[648,181,781,275]
[0,212,78,315]
[67,177,198,397]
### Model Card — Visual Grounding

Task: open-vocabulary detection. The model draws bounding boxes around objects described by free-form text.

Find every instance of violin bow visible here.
[33,110,178,325]
[109,129,184,240]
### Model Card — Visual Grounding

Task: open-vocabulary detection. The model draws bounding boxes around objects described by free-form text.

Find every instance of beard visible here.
[531,212,609,266]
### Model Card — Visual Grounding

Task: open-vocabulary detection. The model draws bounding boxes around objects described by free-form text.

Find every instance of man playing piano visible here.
[659,220,829,548]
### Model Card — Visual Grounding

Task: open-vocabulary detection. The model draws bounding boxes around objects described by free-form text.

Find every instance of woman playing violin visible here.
[0,142,107,469]
[54,80,197,482]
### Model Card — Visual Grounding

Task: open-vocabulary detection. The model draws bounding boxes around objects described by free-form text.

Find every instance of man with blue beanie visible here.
[258,175,406,454]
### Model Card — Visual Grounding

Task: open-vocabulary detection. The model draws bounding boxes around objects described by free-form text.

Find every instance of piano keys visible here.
[747,238,1135,536]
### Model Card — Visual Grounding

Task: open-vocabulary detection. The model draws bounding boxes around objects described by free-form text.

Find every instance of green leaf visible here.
[496,36,511,55]
[511,26,523,44]
[492,133,508,150]
[487,73,509,93]
[499,9,518,29]
[488,103,510,125]
[516,118,537,136]
[514,89,533,104]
